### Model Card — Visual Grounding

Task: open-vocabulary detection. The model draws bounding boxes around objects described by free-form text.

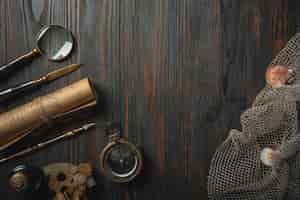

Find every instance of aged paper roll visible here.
[0,78,97,151]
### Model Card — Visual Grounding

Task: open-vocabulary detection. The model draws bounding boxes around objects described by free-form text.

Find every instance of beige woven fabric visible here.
[208,32,300,200]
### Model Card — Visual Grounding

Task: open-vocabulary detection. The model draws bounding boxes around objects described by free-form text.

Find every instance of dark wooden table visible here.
[0,0,299,199]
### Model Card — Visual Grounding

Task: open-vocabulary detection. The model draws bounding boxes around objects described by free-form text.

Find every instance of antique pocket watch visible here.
[99,123,143,183]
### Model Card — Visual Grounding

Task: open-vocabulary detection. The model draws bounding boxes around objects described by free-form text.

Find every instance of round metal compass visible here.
[99,123,143,183]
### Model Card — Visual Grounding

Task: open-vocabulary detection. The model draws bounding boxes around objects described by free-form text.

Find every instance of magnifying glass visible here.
[0,25,74,78]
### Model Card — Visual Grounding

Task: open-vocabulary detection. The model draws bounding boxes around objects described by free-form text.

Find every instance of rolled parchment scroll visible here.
[0,78,97,151]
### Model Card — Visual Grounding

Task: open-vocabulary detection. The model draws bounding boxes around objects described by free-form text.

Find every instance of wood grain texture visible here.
[0,0,298,199]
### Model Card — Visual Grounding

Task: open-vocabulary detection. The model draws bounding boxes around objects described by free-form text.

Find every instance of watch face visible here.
[101,140,142,182]
[107,143,138,177]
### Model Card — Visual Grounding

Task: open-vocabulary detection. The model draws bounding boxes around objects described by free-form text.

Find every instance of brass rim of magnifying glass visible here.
[35,24,74,62]
[99,139,143,183]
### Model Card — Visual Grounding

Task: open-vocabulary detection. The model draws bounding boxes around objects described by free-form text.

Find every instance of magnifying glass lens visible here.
[37,26,73,61]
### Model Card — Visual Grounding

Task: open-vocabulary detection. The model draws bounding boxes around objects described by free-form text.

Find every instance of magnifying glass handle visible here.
[0,48,40,79]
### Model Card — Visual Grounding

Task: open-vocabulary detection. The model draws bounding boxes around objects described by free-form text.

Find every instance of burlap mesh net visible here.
[207,32,300,199]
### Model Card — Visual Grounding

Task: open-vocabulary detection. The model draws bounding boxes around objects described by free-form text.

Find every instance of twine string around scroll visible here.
[37,95,62,128]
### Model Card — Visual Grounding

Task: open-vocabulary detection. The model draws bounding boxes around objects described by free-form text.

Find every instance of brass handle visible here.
[0,48,40,79]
